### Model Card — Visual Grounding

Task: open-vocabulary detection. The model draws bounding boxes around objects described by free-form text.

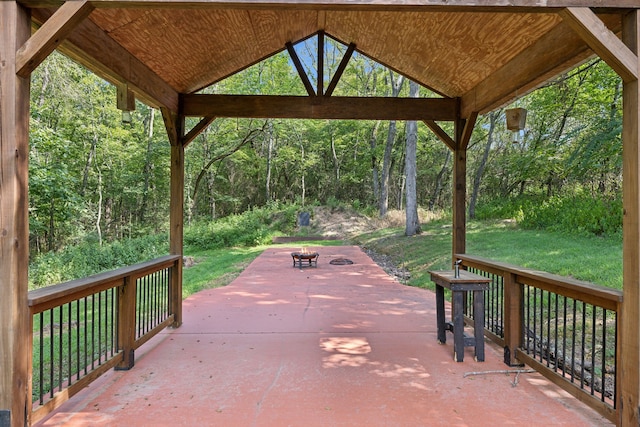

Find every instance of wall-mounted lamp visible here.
[505,108,527,143]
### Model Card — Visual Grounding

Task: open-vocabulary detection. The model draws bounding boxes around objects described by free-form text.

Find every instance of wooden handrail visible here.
[28,255,181,314]
[456,254,622,310]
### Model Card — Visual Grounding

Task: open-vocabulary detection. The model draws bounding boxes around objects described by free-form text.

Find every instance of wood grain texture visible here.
[0,4,31,426]
[620,10,640,427]
[181,94,458,120]
[562,7,638,83]
[16,1,94,77]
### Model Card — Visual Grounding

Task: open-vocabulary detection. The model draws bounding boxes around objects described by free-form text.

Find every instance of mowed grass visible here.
[183,220,623,298]
[352,219,623,291]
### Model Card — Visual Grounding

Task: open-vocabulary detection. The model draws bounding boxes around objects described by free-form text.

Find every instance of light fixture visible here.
[505,107,527,144]
[121,110,132,125]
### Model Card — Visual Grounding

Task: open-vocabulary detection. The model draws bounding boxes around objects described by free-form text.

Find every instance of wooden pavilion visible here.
[1,1,639,426]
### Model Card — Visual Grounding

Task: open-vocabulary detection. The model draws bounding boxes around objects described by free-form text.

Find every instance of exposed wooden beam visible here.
[461,16,622,117]
[16,1,93,78]
[620,9,640,426]
[459,112,479,150]
[161,108,182,146]
[30,8,179,112]
[561,7,638,83]
[181,94,458,121]
[325,42,355,97]
[286,42,316,97]
[20,1,640,13]
[424,120,455,151]
[317,31,324,96]
[1,3,31,426]
[182,115,216,147]
[117,83,135,111]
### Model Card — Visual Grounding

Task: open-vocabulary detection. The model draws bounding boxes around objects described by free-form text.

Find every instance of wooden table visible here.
[291,252,319,268]
[429,270,490,362]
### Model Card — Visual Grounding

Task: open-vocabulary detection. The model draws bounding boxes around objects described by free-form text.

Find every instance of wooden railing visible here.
[27,255,181,425]
[456,254,622,423]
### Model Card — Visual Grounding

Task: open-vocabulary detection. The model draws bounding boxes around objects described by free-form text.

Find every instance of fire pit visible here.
[291,249,319,268]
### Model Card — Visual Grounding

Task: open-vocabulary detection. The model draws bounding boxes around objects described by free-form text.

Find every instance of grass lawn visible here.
[183,220,623,298]
[351,219,623,291]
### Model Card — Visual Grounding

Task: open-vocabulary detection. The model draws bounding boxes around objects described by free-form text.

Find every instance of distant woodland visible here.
[30,39,622,255]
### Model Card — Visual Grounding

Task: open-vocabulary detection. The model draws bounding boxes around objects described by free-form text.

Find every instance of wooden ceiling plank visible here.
[286,41,316,97]
[181,94,458,121]
[16,1,94,78]
[460,18,614,116]
[424,120,455,151]
[182,115,216,147]
[31,8,179,112]
[561,7,638,83]
[325,42,355,97]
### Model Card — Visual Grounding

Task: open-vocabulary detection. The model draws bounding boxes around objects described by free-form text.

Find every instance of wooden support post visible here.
[620,10,640,427]
[452,118,467,262]
[116,277,136,370]
[502,272,523,366]
[0,3,31,426]
[169,118,185,328]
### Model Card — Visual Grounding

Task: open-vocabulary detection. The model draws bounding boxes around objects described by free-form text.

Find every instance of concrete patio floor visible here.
[37,246,612,426]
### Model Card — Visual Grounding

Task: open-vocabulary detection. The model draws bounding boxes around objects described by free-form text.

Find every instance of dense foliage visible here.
[28,36,624,282]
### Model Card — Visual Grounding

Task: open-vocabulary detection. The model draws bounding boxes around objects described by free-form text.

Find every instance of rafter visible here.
[460,15,621,116]
[19,1,640,12]
[30,8,179,112]
[561,7,638,83]
[286,42,316,97]
[424,120,455,151]
[325,42,355,97]
[16,1,94,78]
[181,94,458,121]
[182,115,216,147]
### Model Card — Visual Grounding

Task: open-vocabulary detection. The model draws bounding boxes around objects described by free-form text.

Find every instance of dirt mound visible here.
[308,206,379,238]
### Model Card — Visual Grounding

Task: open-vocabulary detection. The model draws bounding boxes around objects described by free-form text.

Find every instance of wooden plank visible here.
[516,352,617,423]
[182,115,216,147]
[0,4,31,426]
[30,8,179,112]
[317,31,324,96]
[16,1,94,78]
[286,41,316,97]
[424,120,455,151]
[116,277,136,370]
[30,354,123,425]
[117,83,136,111]
[181,94,459,121]
[452,119,466,261]
[459,112,478,150]
[561,7,638,83]
[21,1,640,12]
[461,16,622,117]
[620,10,640,427]
[325,42,355,97]
[170,143,184,327]
[161,107,180,146]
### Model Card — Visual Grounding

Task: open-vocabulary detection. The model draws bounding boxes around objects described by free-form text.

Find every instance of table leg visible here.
[436,285,446,344]
[473,289,485,362]
[452,290,464,362]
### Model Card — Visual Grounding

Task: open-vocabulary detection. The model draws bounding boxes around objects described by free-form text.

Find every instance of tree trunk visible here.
[405,80,421,236]
[370,120,381,204]
[469,111,498,219]
[380,71,405,217]
[429,150,450,211]
[139,107,155,222]
[265,121,274,202]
